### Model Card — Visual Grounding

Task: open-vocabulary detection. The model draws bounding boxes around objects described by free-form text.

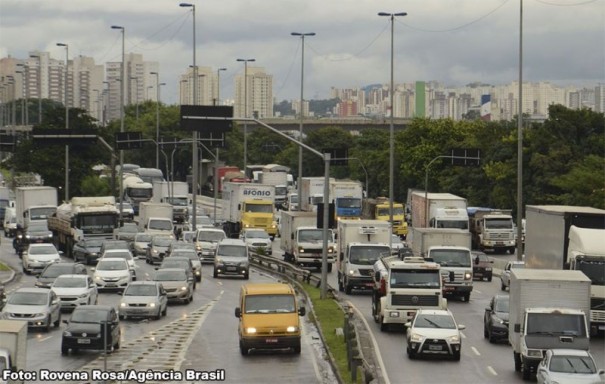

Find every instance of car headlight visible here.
[26,235,31,239]
[298,247,305,253]
[120,302,127,308]
[216,258,223,264]
[448,334,461,343]
[410,333,424,343]
[493,316,505,325]
[464,272,472,280]
[348,269,358,276]
[78,293,89,299]
[152,249,158,254]
[63,331,72,337]
[286,326,298,333]
[527,349,543,358]
[246,327,256,334]
[94,276,102,281]
[149,302,156,308]
[181,286,188,291]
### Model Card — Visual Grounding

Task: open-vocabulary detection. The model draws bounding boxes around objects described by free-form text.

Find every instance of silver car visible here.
[51,275,98,310]
[170,249,202,282]
[153,268,193,304]
[406,309,465,361]
[195,228,226,263]
[1,287,61,331]
[537,349,605,384]
[240,228,272,255]
[119,281,168,320]
[22,243,61,275]
[132,232,152,257]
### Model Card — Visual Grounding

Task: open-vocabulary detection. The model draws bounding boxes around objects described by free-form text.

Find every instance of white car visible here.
[1,287,61,331]
[132,232,152,257]
[101,249,137,280]
[195,228,226,263]
[93,258,132,291]
[537,349,605,384]
[22,243,61,275]
[51,274,98,309]
[240,228,272,255]
[500,260,525,291]
[406,309,465,361]
[119,281,168,320]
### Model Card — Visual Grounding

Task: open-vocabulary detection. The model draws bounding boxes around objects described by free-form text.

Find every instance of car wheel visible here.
[61,345,69,355]
[293,343,301,355]
[119,314,124,320]
[487,275,492,282]
[153,310,161,320]
[239,341,249,356]
[345,282,352,295]
[45,316,52,332]
[213,268,218,278]
[161,305,167,317]
[380,317,388,332]
[462,293,470,302]
[54,313,61,327]
[488,329,496,344]
[338,274,344,292]
[484,324,489,338]
[500,280,506,291]
[407,346,415,359]
[114,336,120,350]
[453,351,461,361]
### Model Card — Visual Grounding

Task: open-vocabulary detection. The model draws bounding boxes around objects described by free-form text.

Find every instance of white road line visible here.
[38,336,53,342]
[487,366,498,376]
[460,331,466,339]
[471,346,480,356]
[346,301,390,384]
[474,289,482,294]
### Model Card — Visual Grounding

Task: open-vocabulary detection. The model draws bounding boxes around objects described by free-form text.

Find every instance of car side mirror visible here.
[298,307,306,317]
[598,369,604,375]
[485,307,492,312]
[91,268,96,272]
[62,319,69,324]
[234,307,241,318]
[116,291,123,296]
[89,284,96,288]
[474,257,479,265]
[404,322,412,328]
[457,324,466,330]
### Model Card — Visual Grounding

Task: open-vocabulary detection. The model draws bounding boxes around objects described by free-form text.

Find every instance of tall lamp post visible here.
[111,25,125,221]
[291,32,315,211]
[236,58,255,171]
[130,76,140,122]
[516,0,524,260]
[215,67,226,106]
[57,42,70,201]
[378,11,406,247]
[150,71,161,168]
[180,2,198,231]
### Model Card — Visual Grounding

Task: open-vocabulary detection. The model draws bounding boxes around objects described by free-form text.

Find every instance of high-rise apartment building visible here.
[179,66,218,106]
[234,67,273,118]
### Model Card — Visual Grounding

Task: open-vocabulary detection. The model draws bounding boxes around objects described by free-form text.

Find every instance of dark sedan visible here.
[61,305,121,355]
[484,294,509,343]
[472,251,493,282]
[72,238,104,265]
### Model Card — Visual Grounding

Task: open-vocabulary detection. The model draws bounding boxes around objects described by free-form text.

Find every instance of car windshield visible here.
[124,285,157,296]
[8,292,48,305]
[104,251,132,260]
[390,270,441,288]
[171,251,197,260]
[349,246,391,265]
[155,270,186,281]
[245,294,296,314]
[53,277,87,288]
[153,237,173,246]
[197,231,225,242]
[414,314,457,329]
[83,239,104,247]
[96,260,128,271]
[162,260,189,269]
[430,250,471,267]
[495,297,509,312]
[70,309,108,323]
[246,230,269,239]
[119,225,138,233]
[135,234,152,243]
[29,245,57,255]
[217,245,247,257]
[41,265,74,278]
[549,355,597,374]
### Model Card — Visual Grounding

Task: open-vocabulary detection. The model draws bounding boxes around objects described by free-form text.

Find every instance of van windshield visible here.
[430,250,471,267]
[245,294,295,314]
[526,313,586,336]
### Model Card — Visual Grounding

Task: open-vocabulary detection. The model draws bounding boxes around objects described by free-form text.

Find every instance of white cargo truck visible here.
[371,256,446,331]
[509,269,591,380]
[222,182,277,238]
[337,219,391,294]
[0,319,27,384]
[138,202,174,236]
[15,186,58,227]
[411,227,473,302]
[410,191,469,230]
[259,165,289,209]
[525,205,605,334]
[300,177,332,212]
[280,211,336,271]
[152,181,190,223]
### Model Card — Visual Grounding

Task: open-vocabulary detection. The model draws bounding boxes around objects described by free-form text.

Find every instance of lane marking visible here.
[471,346,480,356]
[38,336,53,342]
[488,366,498,376]
[460,331,466,339]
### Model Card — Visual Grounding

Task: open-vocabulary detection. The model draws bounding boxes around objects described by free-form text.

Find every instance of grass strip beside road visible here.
[302,283,360,384]
[0,261,10,271]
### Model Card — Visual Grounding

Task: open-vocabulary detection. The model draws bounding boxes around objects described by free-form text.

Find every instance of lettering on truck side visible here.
[243,189,272,197]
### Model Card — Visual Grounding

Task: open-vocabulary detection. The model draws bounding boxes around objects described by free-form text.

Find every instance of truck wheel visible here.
[522,360,531,380]
[501,281,506,291]
[380,318,388,332]
[327,263,332,273]
[213,268,218,278]
[337,274,344,292]
[345,282,352,295]
[462,293,470,302]
[239,341,249,356]
[514,352,522,372]
[508,247,515,254]
[487,274,492,282]
[293,342,301,355]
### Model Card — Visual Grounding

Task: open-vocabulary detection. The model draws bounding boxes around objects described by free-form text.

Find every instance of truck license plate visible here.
[265,338,278,344]
[77,338,91,344]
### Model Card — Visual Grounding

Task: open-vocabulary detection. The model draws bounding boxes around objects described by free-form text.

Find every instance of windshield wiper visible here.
[424,318,442,328]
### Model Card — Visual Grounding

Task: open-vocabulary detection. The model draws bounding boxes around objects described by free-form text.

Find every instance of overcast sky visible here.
[1,0,603,104]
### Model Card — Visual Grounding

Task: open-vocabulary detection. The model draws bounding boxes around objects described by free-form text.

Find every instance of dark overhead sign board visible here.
[31,129,97,146]
[0,134,16,152]
[323,148,348,166]
[450,148,481,166]
[115,132,143,150]
[180,105,233,134]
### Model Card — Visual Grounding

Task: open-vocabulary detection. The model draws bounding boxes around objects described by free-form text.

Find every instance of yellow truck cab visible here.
[235,283,305,356]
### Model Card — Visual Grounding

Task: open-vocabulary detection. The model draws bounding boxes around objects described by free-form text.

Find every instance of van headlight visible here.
[120,302,127,308]
[286,326,298,333]
[245,327,257,334]
[464,272,472,280]
[148,303,156,308]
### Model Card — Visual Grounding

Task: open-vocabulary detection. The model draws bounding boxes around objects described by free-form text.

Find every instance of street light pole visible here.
[237,58,255,172]
[150,71,161,169]
[180,2,198,231]
[57,43,70,201]
[130,76,140,122]
[291,32,315,212]
[111,25,125,222]
[516,0,524,260]
[378,11,406,245]
[216,67,226,106]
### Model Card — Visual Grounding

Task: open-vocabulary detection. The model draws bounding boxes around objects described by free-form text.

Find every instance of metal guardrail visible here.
[250,252,322,287]
[344,307,375,383]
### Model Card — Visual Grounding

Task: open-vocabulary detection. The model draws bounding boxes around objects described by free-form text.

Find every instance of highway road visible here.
[0,233,334,384]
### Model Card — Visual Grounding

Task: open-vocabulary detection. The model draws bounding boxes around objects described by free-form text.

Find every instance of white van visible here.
[3,207,17,237]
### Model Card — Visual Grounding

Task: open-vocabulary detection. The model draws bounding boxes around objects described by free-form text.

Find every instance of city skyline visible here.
[1,0,603,105]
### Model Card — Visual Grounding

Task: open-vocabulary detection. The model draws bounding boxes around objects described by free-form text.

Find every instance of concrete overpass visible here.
[248,117,411,133]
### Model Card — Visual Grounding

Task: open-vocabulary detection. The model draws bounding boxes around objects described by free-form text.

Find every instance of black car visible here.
[14,221,53,256]
[146,235,173,265]
[61,305,121,355]
[472,251,493,282]
[72,238,104,265]
[35,262,88,288]
[484,294,510,343]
